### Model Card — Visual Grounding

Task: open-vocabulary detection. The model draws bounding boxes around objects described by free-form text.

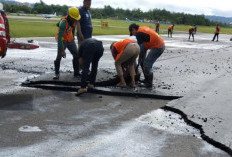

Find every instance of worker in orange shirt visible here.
[212,24,220,42]
[188,26,195,41]
[129,23,165,87]
[168,24,174,38]
[110,38,140,87]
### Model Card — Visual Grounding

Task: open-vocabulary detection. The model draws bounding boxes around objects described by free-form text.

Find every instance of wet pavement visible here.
[0,33,231,156]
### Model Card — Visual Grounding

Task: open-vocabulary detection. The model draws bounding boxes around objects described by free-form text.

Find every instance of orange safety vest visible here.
[215,26,220,34]
[138,26,165,49]
[189,27,194,34]
[168,25,173,30]
[112,38,135,61]
[55,16,76,43]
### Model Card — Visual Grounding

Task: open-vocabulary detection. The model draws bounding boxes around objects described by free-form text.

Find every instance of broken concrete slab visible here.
[22,70,181,100]
[165,74,232,155]
[1,34,232,156]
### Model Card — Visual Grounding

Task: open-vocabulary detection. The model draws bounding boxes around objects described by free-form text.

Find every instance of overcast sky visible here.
[16,0,232,17]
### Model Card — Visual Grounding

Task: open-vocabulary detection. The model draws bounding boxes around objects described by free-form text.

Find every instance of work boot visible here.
[53,73,60,80]
[140,69,149,83]
[87,83,94,89]
[144,73,153,88]
[53,60,60,80]
[73,59,80,77]
[140,76,148,84]
[75,88,87,96]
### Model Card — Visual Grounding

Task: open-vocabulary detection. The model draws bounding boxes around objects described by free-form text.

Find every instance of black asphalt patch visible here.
[22,70,181,100]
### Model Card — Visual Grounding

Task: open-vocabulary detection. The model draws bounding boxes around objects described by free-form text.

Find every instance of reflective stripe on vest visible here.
[113,38,135,61]
[138,26,165,49]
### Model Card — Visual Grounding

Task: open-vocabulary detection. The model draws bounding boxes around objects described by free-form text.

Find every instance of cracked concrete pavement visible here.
[0,33,231,156]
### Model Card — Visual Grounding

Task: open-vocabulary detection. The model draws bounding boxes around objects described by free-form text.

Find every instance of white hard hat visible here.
[0,3,3,10]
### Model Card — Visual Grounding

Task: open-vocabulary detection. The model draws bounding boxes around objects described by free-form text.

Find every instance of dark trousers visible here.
[81,43,104,88]
[155,28,159,34]
[212,33,219,41]
[54,40,79,75]
[189,33,194,41]
[142,46,165,75]
[55,40,78,62]
[168,30,172,37]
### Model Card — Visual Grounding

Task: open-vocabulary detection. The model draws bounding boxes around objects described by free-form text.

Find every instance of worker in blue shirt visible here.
[76,0,92,44]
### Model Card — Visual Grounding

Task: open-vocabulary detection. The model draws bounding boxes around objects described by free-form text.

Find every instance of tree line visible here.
[2,1,227,26]
[3,1,69,16]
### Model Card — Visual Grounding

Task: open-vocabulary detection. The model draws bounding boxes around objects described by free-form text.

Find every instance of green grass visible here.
[173,25,232,34]
[8,17,232,38]
[9,18,57,37]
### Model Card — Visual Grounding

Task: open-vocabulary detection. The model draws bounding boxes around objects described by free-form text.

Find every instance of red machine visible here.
[0,10,9,58]
[0,7,39,59]
[8,41,39,50]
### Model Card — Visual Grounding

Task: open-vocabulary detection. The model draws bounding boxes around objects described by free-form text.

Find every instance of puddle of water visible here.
[18,125,42,132]
[0,94,33,111]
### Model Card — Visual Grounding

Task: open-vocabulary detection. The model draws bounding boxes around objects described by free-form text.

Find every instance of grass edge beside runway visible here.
[8,17,232,38]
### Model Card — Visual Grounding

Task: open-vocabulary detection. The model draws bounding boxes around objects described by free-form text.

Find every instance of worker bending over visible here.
[188,26,195,41]
[76,38,104,96]
[129,23,165,87]
[110,38,140,87]
[168,24,174,38]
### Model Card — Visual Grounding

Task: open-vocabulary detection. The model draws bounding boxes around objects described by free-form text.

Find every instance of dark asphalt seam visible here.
[22,84,181,100]
[162,106,232,156]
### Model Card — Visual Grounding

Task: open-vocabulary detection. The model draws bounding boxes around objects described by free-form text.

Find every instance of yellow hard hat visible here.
[68,7,81,21]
